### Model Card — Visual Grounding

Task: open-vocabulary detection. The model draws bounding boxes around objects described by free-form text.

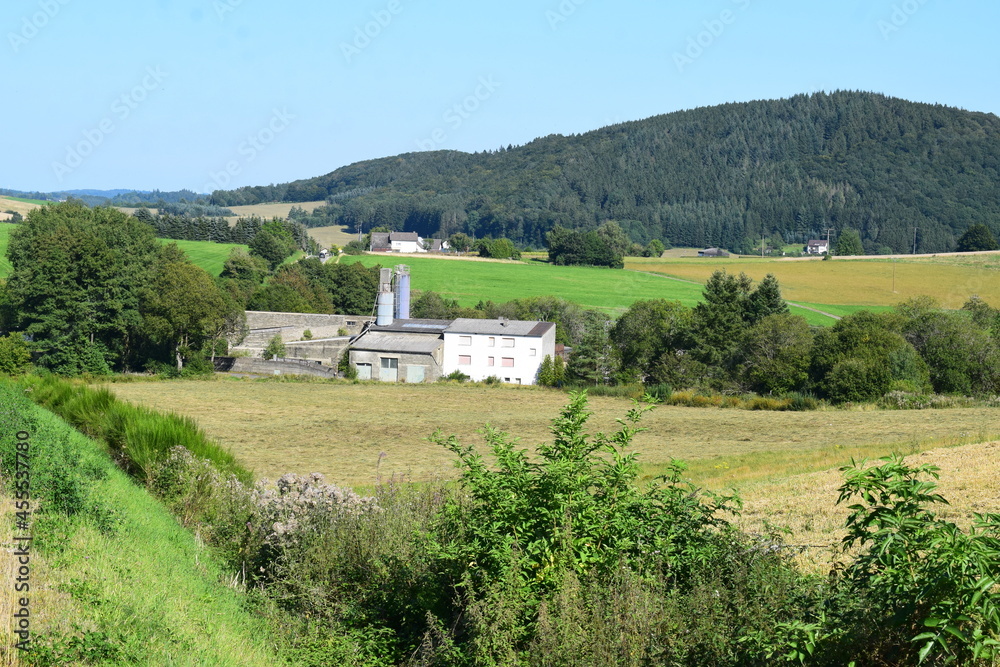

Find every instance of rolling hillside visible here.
[210,91,1000,254]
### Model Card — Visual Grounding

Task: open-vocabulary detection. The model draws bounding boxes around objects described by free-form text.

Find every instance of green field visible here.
[160,239,246,276]
[342,255,842,324]
[2,195,52,206]
[0,223,13,277]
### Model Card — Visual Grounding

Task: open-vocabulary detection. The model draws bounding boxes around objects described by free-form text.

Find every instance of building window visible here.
[346,320,356,326]
[488,337,495,347]
[488,357,495,366]
[501,337,515,348]
[529,348,537,356]
[458,335,472,346]
[458,355,472,365]
[502,357,514,367]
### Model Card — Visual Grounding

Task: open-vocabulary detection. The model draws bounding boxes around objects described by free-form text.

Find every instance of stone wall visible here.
[283,338,351,365]
[233,312,373,354]
[213,356,340,379]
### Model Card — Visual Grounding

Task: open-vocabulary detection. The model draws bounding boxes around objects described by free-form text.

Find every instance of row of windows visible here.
[457,335,515,348]
[458,356,515,367]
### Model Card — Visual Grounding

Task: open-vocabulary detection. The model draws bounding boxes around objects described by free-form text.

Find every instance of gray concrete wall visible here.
[283,338,351,365]
[243,312,372,342]
[214,356,340,379]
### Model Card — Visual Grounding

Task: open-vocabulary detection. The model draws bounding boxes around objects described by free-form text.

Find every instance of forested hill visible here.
[209,92,1000,254]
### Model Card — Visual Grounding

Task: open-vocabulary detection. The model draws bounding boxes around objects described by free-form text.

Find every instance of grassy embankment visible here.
[0,381,279,665]
[106,378,1000,489]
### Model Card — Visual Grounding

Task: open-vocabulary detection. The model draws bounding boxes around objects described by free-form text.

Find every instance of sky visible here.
[2,0,998,195]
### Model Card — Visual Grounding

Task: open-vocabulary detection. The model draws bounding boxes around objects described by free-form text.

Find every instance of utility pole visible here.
[912,227,918,255]
[825,228,835,254]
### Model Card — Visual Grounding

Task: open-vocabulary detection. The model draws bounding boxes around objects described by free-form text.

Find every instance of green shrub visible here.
[263,334,286,361]
[439,370,470,382]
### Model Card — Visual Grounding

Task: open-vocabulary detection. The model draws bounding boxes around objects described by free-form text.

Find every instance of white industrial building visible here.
[442,318,555,384]
[347,266,556,385]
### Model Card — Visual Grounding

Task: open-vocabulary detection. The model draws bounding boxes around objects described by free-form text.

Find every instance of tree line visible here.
[0,202,378,375]
[209,91,1000,255]
[561,271,1000,403]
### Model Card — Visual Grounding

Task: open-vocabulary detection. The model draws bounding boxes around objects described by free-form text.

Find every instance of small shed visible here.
[698,247,730,258]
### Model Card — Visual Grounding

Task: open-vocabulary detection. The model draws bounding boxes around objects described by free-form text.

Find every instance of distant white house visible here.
[806,239,830,254]
[369,231,448,253]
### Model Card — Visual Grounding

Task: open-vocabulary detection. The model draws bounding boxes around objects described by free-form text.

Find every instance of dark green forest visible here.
[208,91,1000,254]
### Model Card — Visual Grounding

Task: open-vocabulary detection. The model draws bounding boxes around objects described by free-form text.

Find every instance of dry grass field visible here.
[106,380,1000,491]
[736,440,1000,573]
[309,224,357,249]
[225,200,327,221]
[625,254,1000,309]
[0,196,42,217]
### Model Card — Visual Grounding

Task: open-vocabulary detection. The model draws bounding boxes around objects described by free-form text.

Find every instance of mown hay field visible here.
[309,225,357,249]
[0,195,45,216]
[736,440,1000,573]
[625,253,1000,309]
[106,380,1000,492]
[225,200,327,221]
[339,255,841,324]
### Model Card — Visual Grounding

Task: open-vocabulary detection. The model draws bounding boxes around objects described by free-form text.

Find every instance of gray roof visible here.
[390,231,420,242]
[350,332,443,355]
[370,318,453,334]
[370,232,390,250]
[446,318,555,337]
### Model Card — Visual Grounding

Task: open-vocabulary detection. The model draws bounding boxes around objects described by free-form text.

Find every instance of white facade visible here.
[441,320,556,385]
[390,239,424,253]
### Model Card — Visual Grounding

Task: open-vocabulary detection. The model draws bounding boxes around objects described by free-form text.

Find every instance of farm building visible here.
[698,247,730,257]
[347,266,556,384]
[369,231,448,253]
[806,239,830,254]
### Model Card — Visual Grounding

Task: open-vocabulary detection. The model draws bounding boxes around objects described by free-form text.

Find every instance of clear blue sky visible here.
[3,0,998,194]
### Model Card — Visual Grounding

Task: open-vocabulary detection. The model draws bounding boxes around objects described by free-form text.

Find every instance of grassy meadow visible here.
[341,254,843,324]
[626,253,1000,309]
[106,379,1000,491]
[0,224,13,277]
[158,238,246,276]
